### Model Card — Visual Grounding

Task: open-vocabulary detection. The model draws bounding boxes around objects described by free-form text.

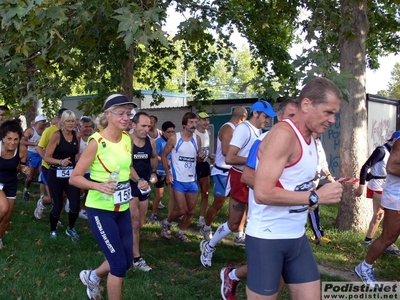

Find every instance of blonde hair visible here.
[96,113,106,130]
[60,110,76,129]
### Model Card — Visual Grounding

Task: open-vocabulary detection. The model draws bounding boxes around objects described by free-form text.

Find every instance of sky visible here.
[365,54,399,94]
[165,7,399,95]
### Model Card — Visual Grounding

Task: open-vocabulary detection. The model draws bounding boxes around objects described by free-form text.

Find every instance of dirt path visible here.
[318,264,358,281]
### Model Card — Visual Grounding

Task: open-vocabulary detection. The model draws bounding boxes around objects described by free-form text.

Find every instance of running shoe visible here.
[384,243,400,256]
[161,219,172,239]
[318,236,331,244]
[149,213,159,223]
[79,270,101,300]
[176,231,191,243]
[354,263,378,289]
[66,227,80,242]
[50,231,58,239]
[197,217,205,227]
[363,239,372,246]
[220,267,239,300]
[133,257,152,272]
[34,199,46,220]
[234,236,246,247]
[200,240,215,267]
[158,202,165,209]
[79,210,88,220]
[200,224,213,241]
[23,189,30,201]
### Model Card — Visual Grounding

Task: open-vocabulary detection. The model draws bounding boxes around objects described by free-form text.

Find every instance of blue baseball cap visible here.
[251,100,277,117]
[388,131,400,141]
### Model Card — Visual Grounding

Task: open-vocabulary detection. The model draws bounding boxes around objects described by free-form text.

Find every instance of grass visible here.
[0,179,399,299]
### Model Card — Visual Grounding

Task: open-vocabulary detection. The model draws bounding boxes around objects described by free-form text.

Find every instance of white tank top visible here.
[246,119,318,239]
[80,137,90,174]
[229,121,262,171]
[381,174,400,210]
[211,122,235,176]
[80,137,88,154]
[27,127,42,153]
[195,129,210,161]
[148,129,161,141]
[170,132,198,182]
[368,145,389,191]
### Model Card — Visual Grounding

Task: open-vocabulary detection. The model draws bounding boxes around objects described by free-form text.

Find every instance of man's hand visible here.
[354,184,365,197]
[316,181,343,204]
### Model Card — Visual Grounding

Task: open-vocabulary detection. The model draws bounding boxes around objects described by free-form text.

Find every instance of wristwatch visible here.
[309,191,319,206]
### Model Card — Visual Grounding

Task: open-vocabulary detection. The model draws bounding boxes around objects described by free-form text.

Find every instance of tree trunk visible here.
[25,61,39,127]
[336,0,371,230]
[121,45,135,102]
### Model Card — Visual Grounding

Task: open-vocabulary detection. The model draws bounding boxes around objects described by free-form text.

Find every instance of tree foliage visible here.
[384,62,400,99]
[0,0,300,118]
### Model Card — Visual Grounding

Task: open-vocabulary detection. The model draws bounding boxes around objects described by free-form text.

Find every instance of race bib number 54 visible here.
[56,166,74,178]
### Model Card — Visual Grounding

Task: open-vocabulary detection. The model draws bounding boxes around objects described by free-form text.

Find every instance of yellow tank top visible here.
[85,131,132,212]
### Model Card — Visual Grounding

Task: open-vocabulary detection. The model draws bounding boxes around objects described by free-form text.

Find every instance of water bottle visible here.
[102,166,120,201]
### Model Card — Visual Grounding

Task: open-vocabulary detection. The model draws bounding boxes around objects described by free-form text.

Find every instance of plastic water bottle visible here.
[102,166,120,201]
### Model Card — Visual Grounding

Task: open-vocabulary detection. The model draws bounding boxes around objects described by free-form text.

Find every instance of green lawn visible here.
[0,180,399,299]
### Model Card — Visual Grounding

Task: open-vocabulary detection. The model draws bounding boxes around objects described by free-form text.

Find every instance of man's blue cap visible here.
[251,100,277,117]
[388,131,400,141]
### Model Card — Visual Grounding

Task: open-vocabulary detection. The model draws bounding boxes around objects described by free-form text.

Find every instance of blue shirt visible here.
[156,136,170,176]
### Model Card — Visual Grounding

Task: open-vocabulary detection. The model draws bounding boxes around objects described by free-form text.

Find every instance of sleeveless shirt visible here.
[0,142,20,183]
[27,127,42,153]
[246,119,318,239]
[132,136,152,180]
[195,128,210,161]
[211,122,235,176]
[86,131,132,212]
[51,130,79,167]
[170,132,198,182]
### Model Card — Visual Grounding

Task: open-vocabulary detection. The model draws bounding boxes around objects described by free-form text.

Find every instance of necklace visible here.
[63,132,73,143]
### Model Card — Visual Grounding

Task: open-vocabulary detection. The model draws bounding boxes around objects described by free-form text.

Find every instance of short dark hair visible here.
[0,105,9,111]
[0,120,23,139]
[132,111,150,124]
[162,121,175,132]
[182,112,197,126]
[278,98,298,113]
[149,115,158,123]
[58,108,68,118]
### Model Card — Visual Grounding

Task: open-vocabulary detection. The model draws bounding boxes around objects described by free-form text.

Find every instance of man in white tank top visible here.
[200,100,276,268]
[194,112,215,227]
[247,77,343,300]
[77,117,95,220]
[219,98,297,300]
[200,107,248,241]
[355,131,400,254]
[355,133,400,287]
[21,115,47,201]
[161,112,205,243]
[148,115,162,141]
